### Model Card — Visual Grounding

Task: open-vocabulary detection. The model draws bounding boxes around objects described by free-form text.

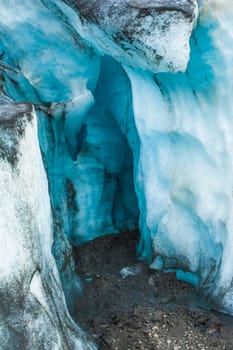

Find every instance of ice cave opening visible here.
[38,55,144,327]
[39,55,139,249]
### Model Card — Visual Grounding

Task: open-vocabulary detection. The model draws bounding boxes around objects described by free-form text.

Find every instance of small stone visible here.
[148,275,154,286]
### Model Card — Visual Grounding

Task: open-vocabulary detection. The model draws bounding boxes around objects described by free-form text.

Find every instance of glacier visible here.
[0,0,233,347]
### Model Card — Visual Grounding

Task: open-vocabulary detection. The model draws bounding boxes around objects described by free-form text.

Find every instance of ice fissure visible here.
[1,0,233,348]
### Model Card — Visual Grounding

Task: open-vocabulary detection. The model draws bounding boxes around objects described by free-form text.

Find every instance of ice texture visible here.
[0,104,95,349]
[63,0,197,72]
[0,0,233,331]
[126,0,233,313]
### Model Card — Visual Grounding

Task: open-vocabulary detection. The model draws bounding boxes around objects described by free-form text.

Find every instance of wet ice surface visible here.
[74,231,233,350]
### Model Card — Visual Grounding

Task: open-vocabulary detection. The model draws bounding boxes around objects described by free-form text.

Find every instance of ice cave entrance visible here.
[45,56,139,247]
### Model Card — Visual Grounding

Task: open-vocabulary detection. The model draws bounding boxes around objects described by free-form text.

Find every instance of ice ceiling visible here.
[0,0,233,348]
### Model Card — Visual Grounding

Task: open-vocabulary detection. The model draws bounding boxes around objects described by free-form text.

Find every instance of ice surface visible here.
[0,104,95,349]
[126,1,233,313]
[63,0,197,72]
[0,0,233,322]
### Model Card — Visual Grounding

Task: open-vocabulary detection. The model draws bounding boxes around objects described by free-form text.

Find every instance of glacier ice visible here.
[0,104,95,349]
[62,0,197,72]
[1,0,233,347]
[126,1,233,313]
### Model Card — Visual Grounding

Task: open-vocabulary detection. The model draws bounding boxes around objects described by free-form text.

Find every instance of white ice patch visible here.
[120,265,142,279]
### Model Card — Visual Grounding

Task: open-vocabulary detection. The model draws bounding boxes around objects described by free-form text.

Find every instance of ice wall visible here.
[0,0,100,313]
[126,0,233,313]
[0,103,95,349]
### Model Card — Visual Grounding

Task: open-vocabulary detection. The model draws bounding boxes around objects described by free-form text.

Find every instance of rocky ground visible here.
[73,231,233,350]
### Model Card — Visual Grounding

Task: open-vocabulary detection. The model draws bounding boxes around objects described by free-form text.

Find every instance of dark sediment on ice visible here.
[73,230,233,350]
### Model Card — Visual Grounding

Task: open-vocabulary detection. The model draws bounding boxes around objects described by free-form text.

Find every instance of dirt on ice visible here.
[73,230,233,350]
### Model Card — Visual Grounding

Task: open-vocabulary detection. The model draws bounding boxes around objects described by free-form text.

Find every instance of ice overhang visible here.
[63,0,198,72]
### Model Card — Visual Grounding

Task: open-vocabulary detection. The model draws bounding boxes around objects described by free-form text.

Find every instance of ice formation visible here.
[0,104,94,349]
[0,0,233,347]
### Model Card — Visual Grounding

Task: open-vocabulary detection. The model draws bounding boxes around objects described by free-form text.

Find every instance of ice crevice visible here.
[0,0,233,348]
